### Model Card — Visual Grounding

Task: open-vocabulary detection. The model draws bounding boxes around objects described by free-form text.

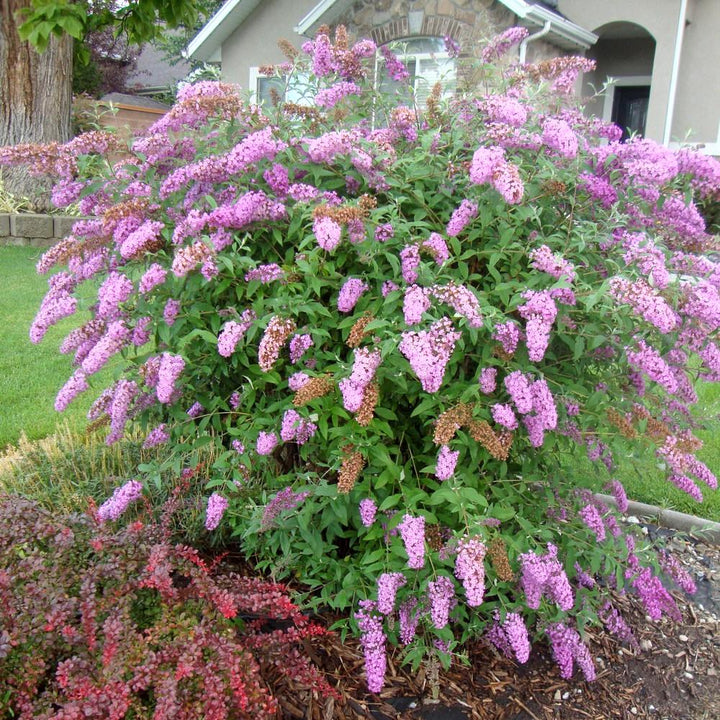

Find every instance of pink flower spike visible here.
[359,498,377,527]
[313,215,342,251]
[338,278,369,312]
[205,493,229,531]
[479,367,497,394]
[256,431,278,456]
[436,445,459,481]
[398,514,425,569]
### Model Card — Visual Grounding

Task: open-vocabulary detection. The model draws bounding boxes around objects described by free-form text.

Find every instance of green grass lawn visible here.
[0,245,111,450]
[558,380,720,522]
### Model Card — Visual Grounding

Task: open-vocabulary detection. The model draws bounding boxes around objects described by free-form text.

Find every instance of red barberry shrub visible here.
[0,494,337,719]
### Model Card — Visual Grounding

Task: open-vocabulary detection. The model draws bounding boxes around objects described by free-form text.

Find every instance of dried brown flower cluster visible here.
[103,198,151,226]
[347,313,374,348]
[312,194,377,224]
[433,403,474,444]
[171,240,214,277]
[333,25,348,50]
[492,345,515,362]
[38,234,110,272]
[282,103,321,132]
[541,179,568,196]
[258,316,296,372]
[606,408,638,439]
[677,434,703,453]
[667,233,716,255]
[630,405,671,442]
[292,375,334,406]
[0,132,124,177]
[282,103,322,122]
[488,538,514,581]
[326,25,366,81]
[268,87,282,107]
[0,141,65,176]
[433,404,513,459]
[354,382,379,426]
[425,524,445,552]
[277,38,299,60]
[425,82,443,126]
[169,83,246,123]
[524,56,594,84]
[85,415,110,434]
[467,420,513,461]
[338,445,365,493]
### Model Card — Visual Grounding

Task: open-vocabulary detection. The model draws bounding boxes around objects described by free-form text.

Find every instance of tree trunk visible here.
[0,0,73,208]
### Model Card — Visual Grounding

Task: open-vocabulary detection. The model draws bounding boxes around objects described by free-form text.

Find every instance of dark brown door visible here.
[612,85,650,141]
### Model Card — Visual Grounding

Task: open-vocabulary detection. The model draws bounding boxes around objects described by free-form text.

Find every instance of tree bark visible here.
[0,0,73,207]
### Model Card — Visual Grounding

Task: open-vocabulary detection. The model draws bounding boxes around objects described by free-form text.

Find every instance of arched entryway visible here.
[582,21,656,140]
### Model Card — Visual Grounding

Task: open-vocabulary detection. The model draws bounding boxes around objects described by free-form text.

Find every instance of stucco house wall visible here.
[558,0,720,147]
[672,0,720,145]
[220,0,318,89]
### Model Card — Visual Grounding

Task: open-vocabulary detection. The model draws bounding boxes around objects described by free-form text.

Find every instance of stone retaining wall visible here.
[0,213,75,248]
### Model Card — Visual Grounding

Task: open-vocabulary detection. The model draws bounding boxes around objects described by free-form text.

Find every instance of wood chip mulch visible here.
[267,531,720,720]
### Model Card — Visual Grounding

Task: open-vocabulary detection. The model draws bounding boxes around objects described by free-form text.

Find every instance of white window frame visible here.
[248,66,315,106]
[247,66,264,104]
[374,39,457,109]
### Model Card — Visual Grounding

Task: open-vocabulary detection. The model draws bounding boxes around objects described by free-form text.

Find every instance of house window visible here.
[376,37,457,108]
[248,67,315,106]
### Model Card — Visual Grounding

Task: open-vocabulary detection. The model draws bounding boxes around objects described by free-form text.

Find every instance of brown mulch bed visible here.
[269,531,720,720]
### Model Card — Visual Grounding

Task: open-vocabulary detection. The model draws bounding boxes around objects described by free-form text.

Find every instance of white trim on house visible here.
[186,0,264,62]
[601,75,653,125]
[295,0,354,36]
[500,0,597,50]
[247,66,262,103]
[519,21,551,63]
[663,0,689,146]
[374,39,457,107]
[248,66,316,105]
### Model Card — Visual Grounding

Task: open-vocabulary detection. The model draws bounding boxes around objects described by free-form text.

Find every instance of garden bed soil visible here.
[268,530,720,720]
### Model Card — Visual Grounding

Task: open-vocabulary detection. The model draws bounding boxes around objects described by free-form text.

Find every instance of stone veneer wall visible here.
[338,0,573,66]
[343,0,513,53]
[0,214,75,248]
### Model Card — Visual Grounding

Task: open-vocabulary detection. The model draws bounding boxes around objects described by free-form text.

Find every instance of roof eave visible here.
[295,0,354,37]
[524,5,598,50]
[497,0,597,50]
[186,0,263,62]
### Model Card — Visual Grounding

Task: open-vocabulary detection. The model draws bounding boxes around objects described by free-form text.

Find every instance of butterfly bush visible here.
[5,25,720,693]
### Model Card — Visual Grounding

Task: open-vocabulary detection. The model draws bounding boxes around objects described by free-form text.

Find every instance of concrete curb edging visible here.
[595,493,720,543]
[0,213,78,248]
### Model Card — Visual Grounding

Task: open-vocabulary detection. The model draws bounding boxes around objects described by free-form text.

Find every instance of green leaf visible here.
[573,336,585,361]
[429,487,459,506]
